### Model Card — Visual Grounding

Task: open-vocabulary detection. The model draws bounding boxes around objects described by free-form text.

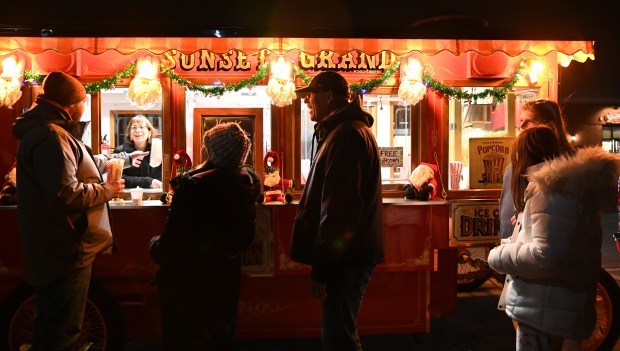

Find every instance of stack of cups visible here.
[109,158,124,182]
[449,161,463,190]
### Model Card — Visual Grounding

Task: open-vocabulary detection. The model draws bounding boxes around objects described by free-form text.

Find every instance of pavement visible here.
[125,279,517,351]
[124,219,620,351]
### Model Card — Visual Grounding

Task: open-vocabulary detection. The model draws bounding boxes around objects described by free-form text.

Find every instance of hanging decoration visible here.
[161,63,270,97]
[127,56,162,110]
[21,57,534,106]
[398,57,427,106]
[0,55,24,109]
[422,57,533,103]
[266,56,297,107]
[293,62,401,96]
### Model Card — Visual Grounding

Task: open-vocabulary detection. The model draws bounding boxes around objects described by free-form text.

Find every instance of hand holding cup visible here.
[107,159,126,196]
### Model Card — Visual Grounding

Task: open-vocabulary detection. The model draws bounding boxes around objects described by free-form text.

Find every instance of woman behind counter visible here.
[113,115,163,189]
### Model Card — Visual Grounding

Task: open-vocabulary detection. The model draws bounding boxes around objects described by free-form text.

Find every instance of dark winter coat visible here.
[149,164,261,269]
[12,99,116,286]
[148,164,261,349]
[113,142,162,188]
[291,96,384,283]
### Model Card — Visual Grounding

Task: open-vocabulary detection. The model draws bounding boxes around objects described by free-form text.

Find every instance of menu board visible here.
[468,137,514,189]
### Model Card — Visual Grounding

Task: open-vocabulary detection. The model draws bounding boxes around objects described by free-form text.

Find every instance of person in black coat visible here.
[149,122,261,350]
[113,115,163,188]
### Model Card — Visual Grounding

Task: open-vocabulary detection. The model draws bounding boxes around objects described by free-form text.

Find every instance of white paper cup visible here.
[130,187,144,205]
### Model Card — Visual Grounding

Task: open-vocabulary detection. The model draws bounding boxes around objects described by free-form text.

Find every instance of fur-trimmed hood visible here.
[527,146,620,212]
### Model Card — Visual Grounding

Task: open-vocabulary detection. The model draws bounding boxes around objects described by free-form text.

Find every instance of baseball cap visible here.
[295,71,349,98]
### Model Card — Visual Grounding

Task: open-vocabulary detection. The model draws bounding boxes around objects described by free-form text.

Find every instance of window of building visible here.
[299,93,415,187]
[602,125,620,153]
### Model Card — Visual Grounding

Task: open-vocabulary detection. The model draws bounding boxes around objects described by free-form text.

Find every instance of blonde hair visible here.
[125,115,159,145]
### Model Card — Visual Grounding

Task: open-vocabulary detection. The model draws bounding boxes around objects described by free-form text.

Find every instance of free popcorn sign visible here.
[379,147,403,167]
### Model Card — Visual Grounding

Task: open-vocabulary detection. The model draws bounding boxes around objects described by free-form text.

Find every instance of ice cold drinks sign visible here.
[451,200,500,244]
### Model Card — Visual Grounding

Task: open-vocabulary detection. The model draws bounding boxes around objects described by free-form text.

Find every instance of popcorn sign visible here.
[469,137,513,189]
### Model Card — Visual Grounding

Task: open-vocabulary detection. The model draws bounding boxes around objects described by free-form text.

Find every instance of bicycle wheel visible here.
[0,282,124,351]
[581,269,620,351]
[456,246,490,292]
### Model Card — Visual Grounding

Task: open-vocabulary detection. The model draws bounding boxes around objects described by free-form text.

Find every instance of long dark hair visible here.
[511,126,563,212]
[521,99,573,154]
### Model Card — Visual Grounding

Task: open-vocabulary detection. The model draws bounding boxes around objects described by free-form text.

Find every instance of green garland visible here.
[22,57,532,103]
[25,62,137,94]
[84,62,136,94]
[24,70,44,83]
[161,63,270,96]
[293,62,400,94]
[422,57,532,103]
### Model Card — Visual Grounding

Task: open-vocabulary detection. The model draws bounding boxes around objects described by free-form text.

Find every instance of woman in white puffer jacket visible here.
[489,126,620,351]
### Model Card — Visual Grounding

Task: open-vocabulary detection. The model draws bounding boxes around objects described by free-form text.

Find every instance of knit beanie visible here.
[42,71,87,107]
[203,122,251,168]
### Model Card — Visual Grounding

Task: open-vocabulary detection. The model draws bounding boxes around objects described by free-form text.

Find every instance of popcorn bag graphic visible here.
[468,137,513,189]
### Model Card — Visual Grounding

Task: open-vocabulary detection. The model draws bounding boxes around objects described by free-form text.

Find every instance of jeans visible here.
[516,322,563,351]
[31,265,92,351]
[321,266,374,351]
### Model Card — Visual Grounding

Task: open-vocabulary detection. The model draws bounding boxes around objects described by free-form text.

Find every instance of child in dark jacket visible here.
[149,122,261,351]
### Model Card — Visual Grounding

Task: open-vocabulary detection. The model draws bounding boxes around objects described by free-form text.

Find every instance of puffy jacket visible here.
[291,96,384,282]
[488,146,620,339]
[12,99,116,286]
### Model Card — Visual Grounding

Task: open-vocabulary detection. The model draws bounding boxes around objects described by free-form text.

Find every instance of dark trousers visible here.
[321,266,375,351]
[32,265,91,351]
[158,261,242,351]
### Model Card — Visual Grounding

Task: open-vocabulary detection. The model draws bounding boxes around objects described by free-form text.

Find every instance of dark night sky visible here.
[1,0,617,101]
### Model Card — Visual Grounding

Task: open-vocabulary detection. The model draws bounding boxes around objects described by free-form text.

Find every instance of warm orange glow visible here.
[398,57,426,106]
[1,56,24,77]
[402,57,422,79]
[528,60,543,84]
[136,56,159,79]
[270,56,292,80]
[127,56,162,110]
[0,55,24,108]
[266,55,296,107]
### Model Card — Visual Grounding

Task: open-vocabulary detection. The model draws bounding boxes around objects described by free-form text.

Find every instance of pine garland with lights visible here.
[84,62,136,94]
[24,70,44,83]
[293,62,401,95]
[351,61,401,94]
[161,63,270,96]
[21,57,532,103]
[422,57,532,103]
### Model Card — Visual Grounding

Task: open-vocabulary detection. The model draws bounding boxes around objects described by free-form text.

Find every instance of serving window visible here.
[88,86,167,195]
[446,86,541,194]
[299,93,420,193]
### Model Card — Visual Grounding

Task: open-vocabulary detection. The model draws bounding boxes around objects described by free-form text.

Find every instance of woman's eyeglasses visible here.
[130,125,148,131]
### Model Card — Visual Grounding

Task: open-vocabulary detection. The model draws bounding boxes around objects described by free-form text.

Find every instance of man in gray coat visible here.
[12,71,124,350]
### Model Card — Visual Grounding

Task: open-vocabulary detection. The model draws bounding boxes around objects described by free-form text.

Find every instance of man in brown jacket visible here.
[12,71,124,350]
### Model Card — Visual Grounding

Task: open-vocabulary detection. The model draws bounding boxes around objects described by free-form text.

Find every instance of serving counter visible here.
[0,198,456,342]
